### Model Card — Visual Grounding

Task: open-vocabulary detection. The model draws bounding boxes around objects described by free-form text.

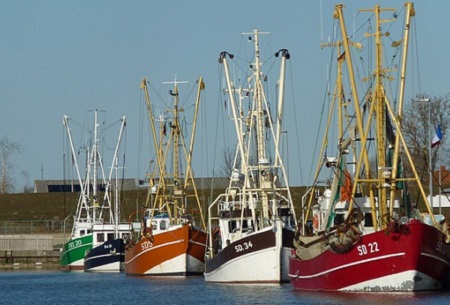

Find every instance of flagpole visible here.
[428,98,433,211]
[439,163,442,215]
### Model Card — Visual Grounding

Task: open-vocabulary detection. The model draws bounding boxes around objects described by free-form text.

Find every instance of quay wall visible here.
[0,234,63,270]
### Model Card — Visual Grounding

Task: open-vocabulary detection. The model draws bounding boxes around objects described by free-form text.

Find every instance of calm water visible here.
[1,271,450,305]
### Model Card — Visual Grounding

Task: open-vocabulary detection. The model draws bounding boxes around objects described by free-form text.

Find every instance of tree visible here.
[0,137,22,194]
[402,94,450,186]
[218,145,240,178]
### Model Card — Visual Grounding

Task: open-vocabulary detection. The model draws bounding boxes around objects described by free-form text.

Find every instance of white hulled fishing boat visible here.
[60,110,130,272]
[204,29,297,283]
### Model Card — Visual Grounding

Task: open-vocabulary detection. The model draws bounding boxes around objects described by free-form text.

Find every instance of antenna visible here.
[320,0,323,42]
[162,75,189,87]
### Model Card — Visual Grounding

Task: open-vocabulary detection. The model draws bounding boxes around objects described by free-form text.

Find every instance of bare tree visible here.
[0,137,22,194]
[402,95,450,183]
[218,145,239,178]
[21,170,34,193]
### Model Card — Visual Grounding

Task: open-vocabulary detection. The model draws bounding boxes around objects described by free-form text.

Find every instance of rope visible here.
[287,59,303,185]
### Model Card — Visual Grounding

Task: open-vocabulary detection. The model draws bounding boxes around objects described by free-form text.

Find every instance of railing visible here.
[0,236,54,251]
[0,220,73,250]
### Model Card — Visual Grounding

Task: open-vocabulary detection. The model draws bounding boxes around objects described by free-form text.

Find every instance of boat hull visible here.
[289,220,450,291]
[60,234,93,271]
[124,225,206,276]
[84,238,125,272]
[204,224,294,283]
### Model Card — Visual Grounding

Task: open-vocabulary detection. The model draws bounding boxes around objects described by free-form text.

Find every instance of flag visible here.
[431,125,443,148]
[340,170,352,202]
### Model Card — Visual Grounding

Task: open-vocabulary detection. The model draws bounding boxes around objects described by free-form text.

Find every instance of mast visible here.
[114,155,119,237]
[172,84,181,220]
[101,117,126,236]
[142,78,167,216]
[336,3,433,229]
[63,115,92,231]
[142,77,206,227]
[92,110,99,224]
[219,51,247,169]
[335,4,379,228]
[245,29,272,222]
[181,77,207,230]
[163,78,188,222]
[275,49,290,167]
[219,29,295,226]
[389,2,415,216]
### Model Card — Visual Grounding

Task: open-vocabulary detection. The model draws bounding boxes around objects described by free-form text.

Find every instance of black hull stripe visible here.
[205,229,276,273]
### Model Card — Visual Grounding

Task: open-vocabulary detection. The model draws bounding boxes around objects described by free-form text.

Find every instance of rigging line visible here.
[212,67,222,178]
[320,0,324,42]
[382,6,403,45]
[63,120,80,216]
[263,53,278,75]
[412,15,421,95]
[102,120,124,151]
[102,137,115,151]
[199,86,209,188]
[181,101,197,126]
[103,118,123,132]
[181,116,188,139]
[137,87,145,181]
[179,78,196,109]
[309,67,332,185]
[213,63,228,179]
[348,15,372,48]
[119,127,127,222]
[308,20,338,184]
[343,5,364,40]
[146,78,171,110]
[228,54,253,85]
[327,44,338,158]
[286,59,303,185]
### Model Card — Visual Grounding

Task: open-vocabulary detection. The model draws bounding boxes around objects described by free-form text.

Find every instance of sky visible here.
[1,0,449,192]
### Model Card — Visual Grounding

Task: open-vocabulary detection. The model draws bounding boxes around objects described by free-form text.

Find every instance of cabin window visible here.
[160,221,167,230]
[152,221,157,230]
[107,233,114,241]
[364,213,373,227]
[97,233,105,242]
[242,220,248,229]
[242,220,254,232]
[80,230,85,236]
[334,213,345,226]
[228,220,237,232]
[290,217,296,227]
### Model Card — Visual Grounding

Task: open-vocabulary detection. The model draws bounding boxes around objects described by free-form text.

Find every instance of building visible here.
[33,177,230,193]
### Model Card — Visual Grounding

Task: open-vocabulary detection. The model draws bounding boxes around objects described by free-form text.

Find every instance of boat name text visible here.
[235,241,253,253]
[357,242,379,256]
[436,241,448,255]
[68,239,83,249]
[141,240,153,251]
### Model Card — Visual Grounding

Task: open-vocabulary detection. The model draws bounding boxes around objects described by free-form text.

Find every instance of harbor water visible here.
[1,271,450,304]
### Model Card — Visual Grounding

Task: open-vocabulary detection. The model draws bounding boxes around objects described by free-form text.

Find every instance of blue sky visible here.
[0,0,448,191]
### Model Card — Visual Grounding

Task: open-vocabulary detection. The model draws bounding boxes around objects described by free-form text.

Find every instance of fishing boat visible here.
[204,29,297,283]
[124,77,207,276]
[84,117,131,272]
[60,110,130,272]
[289,3,450,291]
